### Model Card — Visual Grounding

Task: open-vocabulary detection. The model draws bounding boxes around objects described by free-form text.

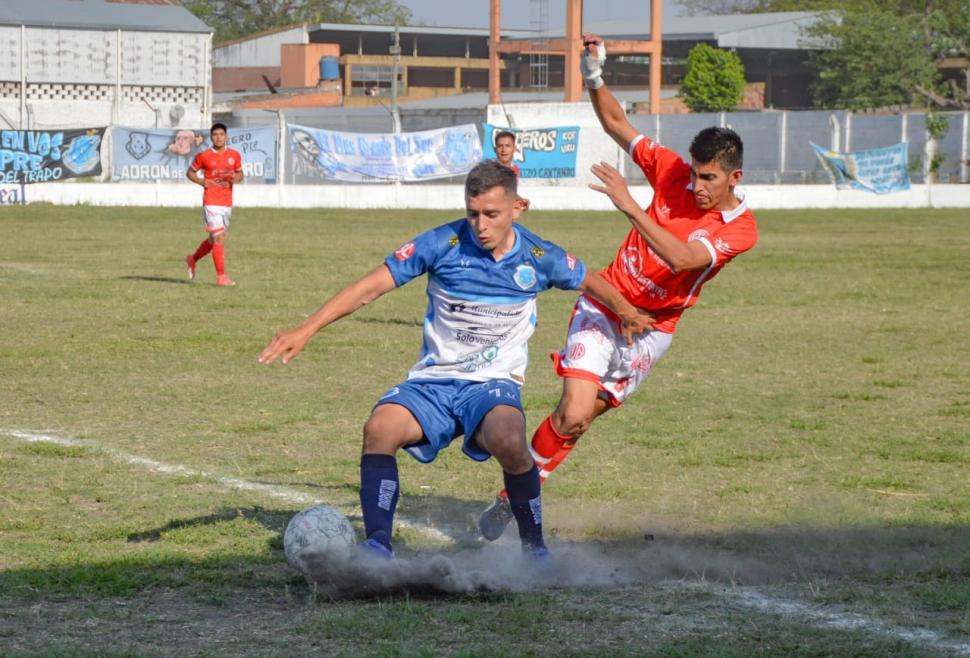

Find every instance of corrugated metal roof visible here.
[307,22,533,40]
[582,12,826,50]
[0,0,211,33]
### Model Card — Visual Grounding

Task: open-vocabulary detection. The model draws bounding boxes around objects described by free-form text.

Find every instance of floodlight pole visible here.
[390,24,402,134]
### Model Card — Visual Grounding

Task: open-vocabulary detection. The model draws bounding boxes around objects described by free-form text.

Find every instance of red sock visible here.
[499,415,576,499]
[192,240,212,262]
[212,242,226,275]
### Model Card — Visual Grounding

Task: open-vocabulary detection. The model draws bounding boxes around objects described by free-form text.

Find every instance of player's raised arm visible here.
[578,271,655,345]
[258,264,397,365]
[590,161,714,273]
[581,33,639,152]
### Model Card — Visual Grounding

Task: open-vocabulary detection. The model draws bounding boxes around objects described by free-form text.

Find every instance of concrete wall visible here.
[280,43,341,88]
[213,26,308,68]
[16,182,970,210]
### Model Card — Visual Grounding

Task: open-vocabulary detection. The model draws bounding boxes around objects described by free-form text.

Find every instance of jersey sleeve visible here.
[383,224,452,287]
[537,240,588,291]
[189,151,204,172]
[231,149,243,172]
[629,134,690,189]
[701,215,758,269]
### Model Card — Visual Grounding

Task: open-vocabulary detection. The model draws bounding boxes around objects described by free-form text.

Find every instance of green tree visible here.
[680,43,747,112]
[185,0,413,43]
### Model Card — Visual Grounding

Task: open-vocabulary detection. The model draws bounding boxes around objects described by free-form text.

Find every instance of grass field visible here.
[0,203,968,656]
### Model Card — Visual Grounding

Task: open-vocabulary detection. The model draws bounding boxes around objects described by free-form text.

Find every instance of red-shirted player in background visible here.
[185,123,244,287]
[494,130,521,178]
[478,33,759,539]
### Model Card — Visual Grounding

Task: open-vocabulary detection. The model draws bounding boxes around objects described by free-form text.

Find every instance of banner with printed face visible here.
[811,141,911,194]
[287,123,482,182]
[111,126,277,182]
[483,124,579,179]
[0,128,104,183]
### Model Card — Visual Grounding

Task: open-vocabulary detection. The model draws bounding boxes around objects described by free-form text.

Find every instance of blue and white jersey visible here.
[384,218,587,384]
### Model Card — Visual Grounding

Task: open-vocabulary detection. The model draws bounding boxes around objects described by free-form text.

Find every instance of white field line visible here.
[731,589,970,656]
[0,428,455,543]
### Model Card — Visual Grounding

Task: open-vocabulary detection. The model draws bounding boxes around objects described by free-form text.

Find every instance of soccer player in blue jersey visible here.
[258,160,652,561]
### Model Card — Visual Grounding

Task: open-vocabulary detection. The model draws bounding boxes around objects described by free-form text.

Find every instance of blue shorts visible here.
[374,378,523,464]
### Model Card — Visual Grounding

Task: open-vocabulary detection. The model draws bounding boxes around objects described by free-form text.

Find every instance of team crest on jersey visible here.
[566,254,577,270]
[532,246,545,258]
[449,235,460,247]
[394,242,416,261]
[228,157,235,165]
[688,228,710,242]
[513,264,537,289]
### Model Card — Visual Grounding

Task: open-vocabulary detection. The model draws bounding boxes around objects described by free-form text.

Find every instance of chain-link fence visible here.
[223,107,970,186]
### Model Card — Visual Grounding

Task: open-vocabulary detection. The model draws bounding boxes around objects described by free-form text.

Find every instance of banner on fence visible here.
[811,141,910,194]
[1,128,104,183]
[112,126,277,182]
[483,124,580,179]
[287,123,482,182]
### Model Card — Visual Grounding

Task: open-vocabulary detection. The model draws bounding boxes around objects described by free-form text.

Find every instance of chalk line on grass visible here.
[728,588,970,656]
[0,428,456,543]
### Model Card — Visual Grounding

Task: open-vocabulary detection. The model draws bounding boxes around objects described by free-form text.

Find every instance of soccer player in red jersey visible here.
[185,123,244,287]
[478,33,759,539]
[494,130,521,178]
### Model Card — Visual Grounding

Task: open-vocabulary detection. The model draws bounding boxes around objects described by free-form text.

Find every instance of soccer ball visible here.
[283,504,357,574]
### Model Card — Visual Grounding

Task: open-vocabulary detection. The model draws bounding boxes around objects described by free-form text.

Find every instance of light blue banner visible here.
[111,126,277,182]
[287,123,482,182]
[483,124,579,179]
[811,141,910,194]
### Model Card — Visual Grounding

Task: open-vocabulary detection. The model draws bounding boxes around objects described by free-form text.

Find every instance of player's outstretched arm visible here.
[579,271,655,345]
[582,33,639,151]
[590,161,713,273]
[258,264,396,365]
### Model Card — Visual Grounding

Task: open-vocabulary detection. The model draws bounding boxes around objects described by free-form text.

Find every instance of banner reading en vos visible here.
[482,124,579,179]
[287,123,482,182]
[111,126,277,182]
[0,128,104,183]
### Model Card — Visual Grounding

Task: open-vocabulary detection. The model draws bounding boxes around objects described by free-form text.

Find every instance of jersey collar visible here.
[721,188,747,223]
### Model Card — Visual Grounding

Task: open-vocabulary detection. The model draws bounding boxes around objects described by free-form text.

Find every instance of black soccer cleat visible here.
[478,494,514,541]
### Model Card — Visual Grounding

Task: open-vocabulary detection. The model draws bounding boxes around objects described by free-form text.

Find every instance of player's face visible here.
[466,185,523,255]
[690,159,741,211]
[211,128,227,150]
[494,137,515,166]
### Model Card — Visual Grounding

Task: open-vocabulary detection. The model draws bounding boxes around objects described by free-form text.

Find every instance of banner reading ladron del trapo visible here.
[483,123,579,179]
[0,128,104,183]
[811,141,911,194]
[287,123,482,182]
[112,126,277,182]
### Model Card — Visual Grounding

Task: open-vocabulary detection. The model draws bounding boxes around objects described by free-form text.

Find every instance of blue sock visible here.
[504,465,546,551]
[359,453,399,551]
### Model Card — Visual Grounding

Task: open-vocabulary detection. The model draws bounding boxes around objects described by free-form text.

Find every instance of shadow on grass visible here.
[120,275,192,285]
[2,490,968,603]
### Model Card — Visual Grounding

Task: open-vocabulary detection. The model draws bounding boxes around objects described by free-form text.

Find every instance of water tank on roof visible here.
[319,56,339,82]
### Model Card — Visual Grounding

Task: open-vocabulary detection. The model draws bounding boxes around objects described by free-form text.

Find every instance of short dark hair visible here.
[494,130,516,144]
[210,122,228,134]
[689,127,743,172]
[465,159,518,198]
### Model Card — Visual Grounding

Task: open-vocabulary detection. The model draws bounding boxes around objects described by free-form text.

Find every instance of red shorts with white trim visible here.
[552,295,673,406]
[202,204,232,234]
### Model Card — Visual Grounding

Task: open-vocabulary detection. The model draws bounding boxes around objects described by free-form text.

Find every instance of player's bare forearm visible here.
[590,162,711,273]
[579,272,654,343]
[186,169,205,187]
[258,264,396,365]
[582,33,638,150]
[232,171,244,184]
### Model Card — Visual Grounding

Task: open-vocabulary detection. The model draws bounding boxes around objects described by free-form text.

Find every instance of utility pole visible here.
[390,24,402,134]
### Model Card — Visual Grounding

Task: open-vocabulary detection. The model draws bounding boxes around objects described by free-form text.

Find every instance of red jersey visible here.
[190,147,242,207]
[599,135,758,333]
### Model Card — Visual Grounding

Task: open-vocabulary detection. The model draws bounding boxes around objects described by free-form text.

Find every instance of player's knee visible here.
[362,414,399,452]
[556,407,594,437]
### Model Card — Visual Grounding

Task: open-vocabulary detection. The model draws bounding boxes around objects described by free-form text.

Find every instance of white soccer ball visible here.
[283,504,357,574]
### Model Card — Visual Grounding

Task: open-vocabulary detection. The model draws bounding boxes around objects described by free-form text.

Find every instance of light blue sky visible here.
[398,0,686,30]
